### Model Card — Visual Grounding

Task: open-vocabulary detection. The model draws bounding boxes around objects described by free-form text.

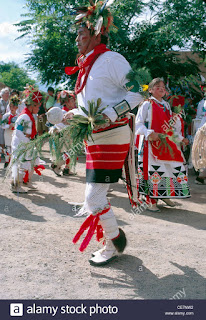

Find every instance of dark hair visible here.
[11,89,19,96]
[100,34,109,45]
[48,86,54,93]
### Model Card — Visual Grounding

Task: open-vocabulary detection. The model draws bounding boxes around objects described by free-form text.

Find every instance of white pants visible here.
[83,182,119,240]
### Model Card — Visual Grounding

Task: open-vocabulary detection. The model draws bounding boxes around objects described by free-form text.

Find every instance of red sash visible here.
[150,100,184,162]
[65,44,110,95]
[20,108,37,139]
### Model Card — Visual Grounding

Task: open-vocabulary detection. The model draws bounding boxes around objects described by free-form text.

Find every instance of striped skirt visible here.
[86,124,131,183]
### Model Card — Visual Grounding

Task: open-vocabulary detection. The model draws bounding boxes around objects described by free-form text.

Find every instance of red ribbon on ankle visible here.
[34,165,45,176]
[23,170,29,183]
[73,205,110,252]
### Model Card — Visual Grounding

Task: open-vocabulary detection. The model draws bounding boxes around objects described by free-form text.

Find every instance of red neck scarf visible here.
[62,106,69,112]
[20,107,37,139]
[8,114,17,130]
[65,44,110,95]
[150,99,184,162]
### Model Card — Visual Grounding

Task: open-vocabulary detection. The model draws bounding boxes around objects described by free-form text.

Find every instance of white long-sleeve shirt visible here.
[12,114,32,156]
[71,50,143,121]
[135,96,184,142]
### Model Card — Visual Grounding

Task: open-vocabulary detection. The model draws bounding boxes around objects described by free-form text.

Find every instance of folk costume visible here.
[1,95,20,167]
[135,96,190,204]
[1,111,18,167]
[65,1,143,266]
[0,95,9,146]
[48,91,77,176]
[11,86,44,194]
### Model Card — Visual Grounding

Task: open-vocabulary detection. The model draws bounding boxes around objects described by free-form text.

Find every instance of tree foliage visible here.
[0,62,35,91]
[15,0,206,87]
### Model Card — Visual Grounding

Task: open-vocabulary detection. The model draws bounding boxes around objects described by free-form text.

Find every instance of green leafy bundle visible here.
[64,98,107,166]
[6,99,107,174]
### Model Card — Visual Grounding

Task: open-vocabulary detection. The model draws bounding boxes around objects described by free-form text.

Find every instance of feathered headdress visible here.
[9,95,20,106]
[73,0,117,35]
[57,90,76,104]
[23,85,43,105]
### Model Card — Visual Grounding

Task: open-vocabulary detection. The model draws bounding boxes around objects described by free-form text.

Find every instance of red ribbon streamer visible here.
[34,165,45,176]
[73,205,111,252]
[23,170,29,183]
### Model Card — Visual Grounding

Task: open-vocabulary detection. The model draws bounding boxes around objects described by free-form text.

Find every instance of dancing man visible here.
[64,1,143,266]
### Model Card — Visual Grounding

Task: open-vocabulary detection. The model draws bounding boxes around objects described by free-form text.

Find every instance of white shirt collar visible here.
[151,96,167,105]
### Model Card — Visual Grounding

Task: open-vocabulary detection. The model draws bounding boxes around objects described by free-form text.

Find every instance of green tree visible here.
[16,0,206,86]
[0,62,35,91]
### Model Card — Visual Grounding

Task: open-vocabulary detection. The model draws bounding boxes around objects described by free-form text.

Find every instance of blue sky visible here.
[0,0,49,90]
[0,0,29,66]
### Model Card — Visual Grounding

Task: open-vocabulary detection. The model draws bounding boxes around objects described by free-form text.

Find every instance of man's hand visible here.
[9,123,14,130]
[63,112,74,123]
[148,132,160,141]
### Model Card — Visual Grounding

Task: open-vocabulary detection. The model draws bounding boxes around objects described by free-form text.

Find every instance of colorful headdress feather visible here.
[73,0,117,35]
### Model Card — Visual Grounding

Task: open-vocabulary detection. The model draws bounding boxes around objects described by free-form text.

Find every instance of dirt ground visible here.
[0,145,206,300]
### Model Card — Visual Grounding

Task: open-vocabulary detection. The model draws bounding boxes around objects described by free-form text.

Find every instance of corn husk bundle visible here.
[192,123,206,170]
[67,98,107,140]
[63,98,107,166]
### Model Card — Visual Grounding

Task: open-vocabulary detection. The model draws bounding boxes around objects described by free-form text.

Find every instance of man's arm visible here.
[103,53,143,122]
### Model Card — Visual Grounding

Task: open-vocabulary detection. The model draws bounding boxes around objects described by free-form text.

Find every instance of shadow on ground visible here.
[0,195,46,222]
[91,255,206,299]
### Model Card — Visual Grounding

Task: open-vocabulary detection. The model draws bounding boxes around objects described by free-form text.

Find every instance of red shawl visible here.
[150,100,184,162]
[65,44,110,95]
[20,108,37,139]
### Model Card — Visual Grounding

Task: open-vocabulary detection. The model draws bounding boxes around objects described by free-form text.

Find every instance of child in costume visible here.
[49,91,77,176]
[1,95,19,168]
[0,87,10,154]
[6,89,26,115]
[135,78,190,212]
[10,86,43,194]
